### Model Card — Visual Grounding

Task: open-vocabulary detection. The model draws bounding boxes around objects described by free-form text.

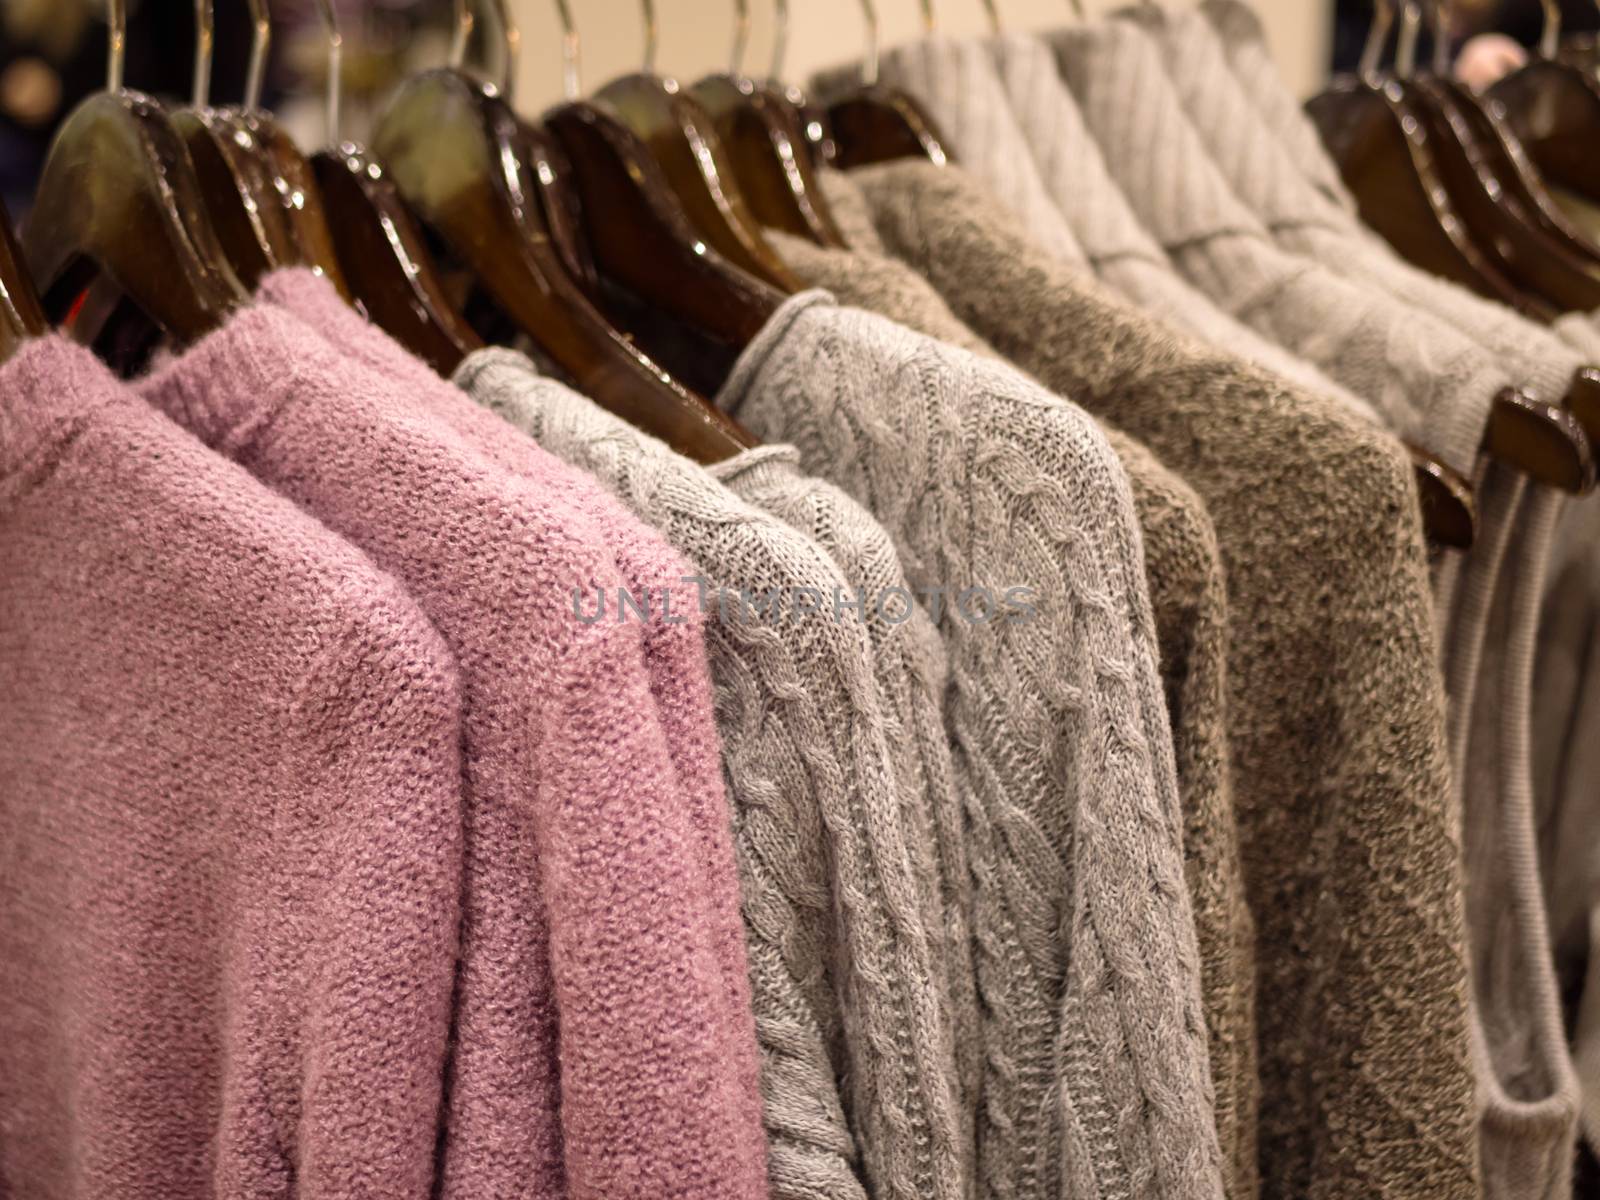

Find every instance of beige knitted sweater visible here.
[716,291,1225,1200]
[455,349,968,1200]
[766,210,1259,1200]
[847,159,1476,1200]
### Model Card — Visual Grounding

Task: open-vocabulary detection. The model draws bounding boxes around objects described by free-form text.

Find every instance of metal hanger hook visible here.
[451,0,520,99]
[641,0,659,73]
[980,0,999,33]
[1396,0,1421,79]
[553,0,578,100]
[192,0,214,107]
[859,0,880,85]
[314,0,341,144]
[920,0,936,34]
[1425,0,1450,77]
[1359,0,1395,85]
[243,0,270,111]
[770,0,789,79]
[106,0,126,91]
[731,0,750,73]
[1539,0,1560,58]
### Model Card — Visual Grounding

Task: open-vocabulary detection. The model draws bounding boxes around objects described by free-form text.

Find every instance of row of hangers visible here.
[0,0,1589,547]
[1308,0,1600,508]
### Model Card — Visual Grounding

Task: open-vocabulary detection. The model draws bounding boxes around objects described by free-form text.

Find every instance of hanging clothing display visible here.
[11,1,1600,1198]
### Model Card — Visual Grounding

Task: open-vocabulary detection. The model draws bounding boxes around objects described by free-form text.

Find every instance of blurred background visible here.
[0,0,1593,218]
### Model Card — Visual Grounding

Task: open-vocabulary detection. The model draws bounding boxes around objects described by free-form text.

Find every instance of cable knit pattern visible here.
[1048,21,1512,477]
[766,215,1259,1200]
[717,291,1223,1200]
[812,38,1089,269]
[1199,0,1362,216]
[978,31,1379,420]
[0,336,463,1200]
[454,348,969,1200]
[707,444,984,1163]
[135,307,769,1200]
[254,270,760,1061]
[847,160,1477,1200]
[1124,3,1593,408]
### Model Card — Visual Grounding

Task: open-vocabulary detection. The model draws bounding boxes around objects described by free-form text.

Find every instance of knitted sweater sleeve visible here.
[719,297,1223,1200]
[245,587,464,1200]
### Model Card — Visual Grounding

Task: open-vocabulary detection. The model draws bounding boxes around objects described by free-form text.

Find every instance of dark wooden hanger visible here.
[539,98,785,397]
[1486,387,1596,494]
[1488,0,1600,219]
[1395,5,1600,313]
[1306,0,1551,317]
[683,3,845,246]
[595,0,800,287]
[299,0,479,374]
[1407,443,1478,548]
[371,64,756,462]
[0,198,47,364]
[810,0,953,169]
[23,44,246,353]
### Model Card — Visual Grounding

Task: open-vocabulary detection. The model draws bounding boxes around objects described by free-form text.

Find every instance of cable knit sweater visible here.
[1047,21,1514,479]
[706,444,984,1157]
[764,212,1258,1200]
[846,160,1476,1200]
[813,37,1380,422]
[0,336,463,1200]
[453,346,968,1200]
[714,289,1224,1200]
[134,306,769,1200]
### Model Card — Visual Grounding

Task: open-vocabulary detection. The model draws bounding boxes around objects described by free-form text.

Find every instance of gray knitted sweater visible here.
[845,159,1476,1200]
[813,38,1377,421]
[716,291,1224,1200]
[454,349,968,1200]
[707,446,983,1164]
[765,211,1259,1200]
[1046,20,1514,478]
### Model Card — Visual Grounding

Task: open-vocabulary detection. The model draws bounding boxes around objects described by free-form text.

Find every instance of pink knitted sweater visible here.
[0,336,464,1198]
[136,305,770,1200]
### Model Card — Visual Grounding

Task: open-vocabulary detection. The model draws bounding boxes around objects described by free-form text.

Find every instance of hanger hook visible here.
[1539,0,1560,58]
[641,0,659,73]
[1359,0,1395,85]
[192,0,214,107]
[242,0,270,111]
[553,0,578,100]
[858,0,880,85]
[1396,0,1421,78]
[313,0,341,143]
[770,0,789,79]
[731,0,750,73]
[451,0,519,99]
[1425,0,1450,76]
[980,0,1000,33]
[920,0,936,34]
[106,0,125,91]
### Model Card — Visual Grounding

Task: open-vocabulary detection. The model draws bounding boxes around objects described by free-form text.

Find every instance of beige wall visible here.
[500,0,1333,117]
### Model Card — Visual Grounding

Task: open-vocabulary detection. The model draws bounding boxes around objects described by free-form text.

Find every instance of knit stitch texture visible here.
[135,305,769,1200]
[766,212,1259,1200]
[454,346,970,1200]
[847,160,1477,1200]
[1047,20,1512,476]
[0,335,464,1200]
[717,290,1224,1200]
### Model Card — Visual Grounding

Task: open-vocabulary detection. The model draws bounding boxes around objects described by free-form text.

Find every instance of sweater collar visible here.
[715,290,834,424]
